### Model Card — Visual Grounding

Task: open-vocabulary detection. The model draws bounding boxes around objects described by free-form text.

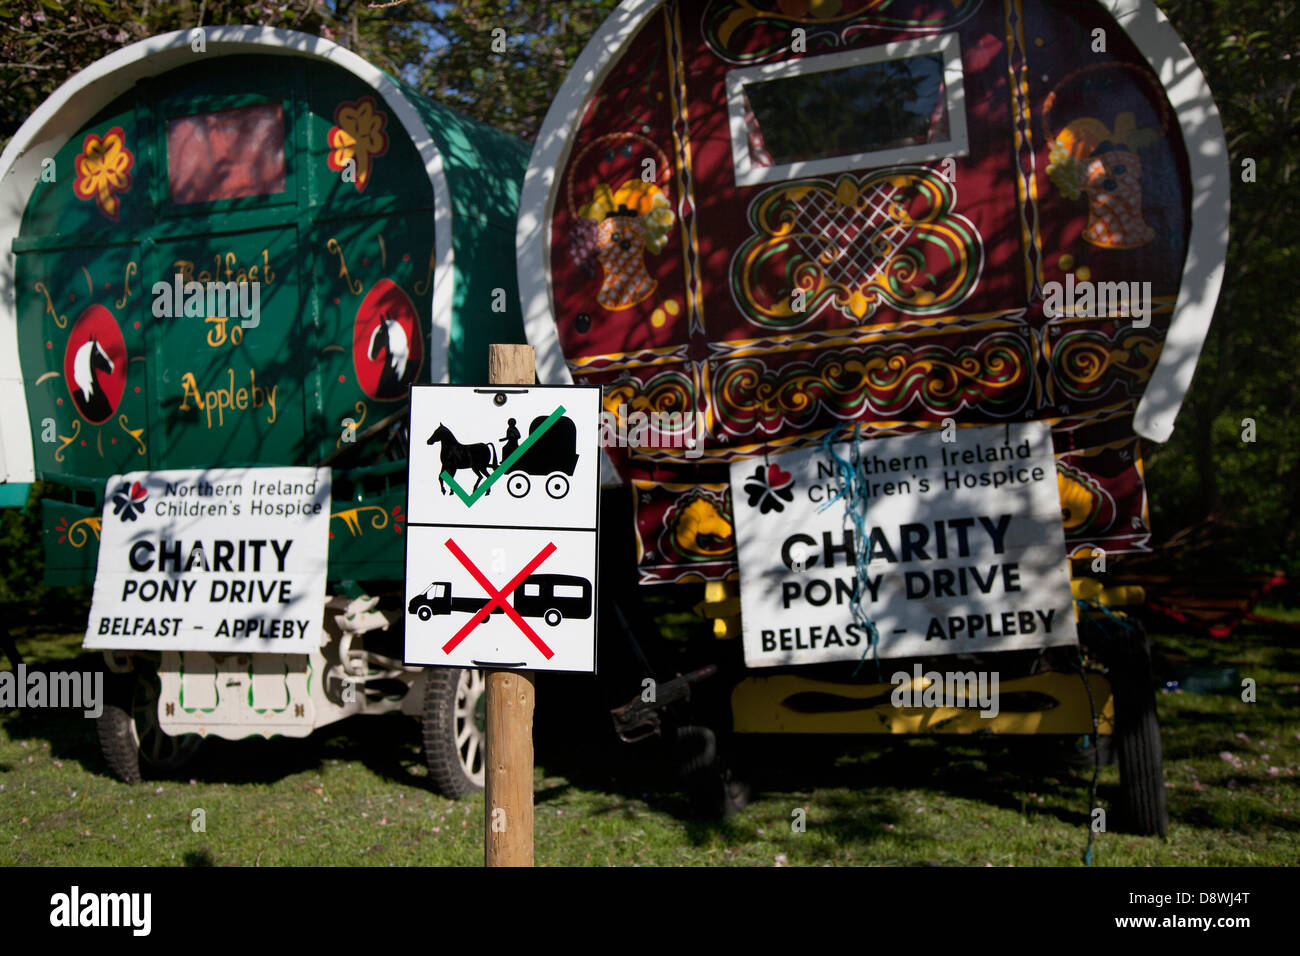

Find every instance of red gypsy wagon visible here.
[518,0,1228,835]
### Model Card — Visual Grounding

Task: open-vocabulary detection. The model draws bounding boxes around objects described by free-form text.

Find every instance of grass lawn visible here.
[1,614,1297,866]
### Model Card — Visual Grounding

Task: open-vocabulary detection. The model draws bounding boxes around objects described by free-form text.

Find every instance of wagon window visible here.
[524,583,540,597]
[554,584,585,600]
[726,33,967,187]
[167,103,287,204]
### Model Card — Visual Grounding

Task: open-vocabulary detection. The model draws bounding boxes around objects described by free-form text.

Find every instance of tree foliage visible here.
[0,0,620,145]
[415,0,621,139]
[1142,0,1300,574]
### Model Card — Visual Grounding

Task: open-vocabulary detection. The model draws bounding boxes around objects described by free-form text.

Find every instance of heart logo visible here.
[129,481,147,502]
[766,463,792,488]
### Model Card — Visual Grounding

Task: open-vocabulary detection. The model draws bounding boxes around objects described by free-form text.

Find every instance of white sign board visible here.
[84,467,330,654]
[729,422,1076,667]
[405,385,601,673]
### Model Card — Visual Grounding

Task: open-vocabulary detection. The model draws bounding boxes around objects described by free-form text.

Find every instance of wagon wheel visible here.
[422,666,486,798]
[97,666,203,783]
[1078,614,1168,836]
[545,473,570,499]
[674,724,751,819]
[507,473,531,498]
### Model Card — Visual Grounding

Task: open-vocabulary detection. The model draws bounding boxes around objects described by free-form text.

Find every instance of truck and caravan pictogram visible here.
[408,573,592,627]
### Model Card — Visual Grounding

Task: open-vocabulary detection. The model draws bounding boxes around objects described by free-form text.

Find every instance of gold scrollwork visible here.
[64,515,102,549]
[115,261,137,309]
[330,505,390,537]
[34,281,67,329]
[733,170,982,329]
[336,401,367,448]
[326,238,364,295]
[54,420,81,462]
[119,414,147,456]
[413,247,435,296]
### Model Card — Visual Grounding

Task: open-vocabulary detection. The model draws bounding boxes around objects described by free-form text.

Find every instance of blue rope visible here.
[1074,596,1140,632]
[816,423,882,679]
[1072,595,1137,867]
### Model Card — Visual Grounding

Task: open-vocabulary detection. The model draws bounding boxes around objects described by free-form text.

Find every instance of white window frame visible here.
[725,32,969,188]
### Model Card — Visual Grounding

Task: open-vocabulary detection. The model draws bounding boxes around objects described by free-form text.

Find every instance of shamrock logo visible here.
[744,462,795,514]
[111,481,147,522]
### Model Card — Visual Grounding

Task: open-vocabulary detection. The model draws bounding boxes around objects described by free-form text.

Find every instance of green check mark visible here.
[441,405,567,507]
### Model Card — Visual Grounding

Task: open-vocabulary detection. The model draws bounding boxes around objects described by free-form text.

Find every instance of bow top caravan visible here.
[516,0,1229,836]
[1,26,528,490]
[0,27,530,798]
[518,0,1228,587]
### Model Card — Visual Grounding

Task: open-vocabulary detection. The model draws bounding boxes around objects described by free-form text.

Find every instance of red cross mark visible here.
[440,538,556,660]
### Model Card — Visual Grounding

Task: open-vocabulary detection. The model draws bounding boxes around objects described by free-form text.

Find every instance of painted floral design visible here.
[54,514,102,547]
[72,126,134,220]
[1046,112,1158,249]
[327,97,390,194]
[571,180,675,310]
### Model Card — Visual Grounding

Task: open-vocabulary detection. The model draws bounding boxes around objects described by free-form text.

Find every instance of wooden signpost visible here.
[485,343,536,868]
[404,343,600,866]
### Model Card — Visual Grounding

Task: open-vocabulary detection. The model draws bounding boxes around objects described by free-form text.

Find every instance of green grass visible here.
[1,619,1297,866]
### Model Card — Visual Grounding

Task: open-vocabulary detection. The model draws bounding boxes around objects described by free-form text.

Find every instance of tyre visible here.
[1080,615,1168,836]
[507,473,530,498]
[422,666,486,798]
[674,724,750,818]
[97,668,203,783]
[543,608,562,627]
[417,605,432,621]
[1111,632,1169,836]
[97,676,142,784]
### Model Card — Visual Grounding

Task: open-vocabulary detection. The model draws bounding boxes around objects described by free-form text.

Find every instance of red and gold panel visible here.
[548,0,1195,583]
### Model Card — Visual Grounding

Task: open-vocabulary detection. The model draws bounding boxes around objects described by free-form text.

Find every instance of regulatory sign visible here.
[729,422,1076,667]
[404,385,601,673]
[84,466,331,653]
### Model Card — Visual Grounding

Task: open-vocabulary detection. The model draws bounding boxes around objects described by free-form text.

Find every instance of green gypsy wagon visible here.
[0,26,528,794]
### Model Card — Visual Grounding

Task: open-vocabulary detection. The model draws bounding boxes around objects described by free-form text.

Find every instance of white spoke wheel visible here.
[507,473,531,497]
[422,667,486,798]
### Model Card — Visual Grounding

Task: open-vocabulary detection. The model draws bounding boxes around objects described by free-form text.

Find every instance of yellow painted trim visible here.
[732,671,1114,735]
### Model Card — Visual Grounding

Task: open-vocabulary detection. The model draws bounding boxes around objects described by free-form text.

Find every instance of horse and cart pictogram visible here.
[426,413,580,500]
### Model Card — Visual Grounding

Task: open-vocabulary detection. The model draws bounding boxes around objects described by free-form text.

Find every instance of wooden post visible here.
[485,343,536,867]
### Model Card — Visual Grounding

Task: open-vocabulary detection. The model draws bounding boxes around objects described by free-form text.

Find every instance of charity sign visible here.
[729,421,1077,667]
[83,466,331,653]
